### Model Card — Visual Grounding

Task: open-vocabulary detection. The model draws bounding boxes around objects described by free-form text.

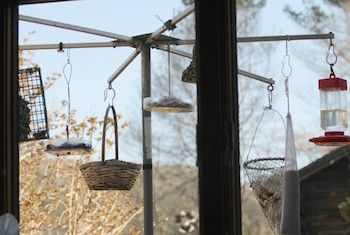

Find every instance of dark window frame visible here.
[1,0,241,233]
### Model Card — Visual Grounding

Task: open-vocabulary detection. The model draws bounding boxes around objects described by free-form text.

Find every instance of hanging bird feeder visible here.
[310,40,350,146]
[143,45,193,113]
[45,48,92,156]
[181,45,197,84]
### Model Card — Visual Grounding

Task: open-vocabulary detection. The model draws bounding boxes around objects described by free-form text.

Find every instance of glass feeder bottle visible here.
[319,75,348,134]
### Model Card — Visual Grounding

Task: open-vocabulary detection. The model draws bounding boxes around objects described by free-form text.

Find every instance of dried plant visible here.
[19,41,141,234]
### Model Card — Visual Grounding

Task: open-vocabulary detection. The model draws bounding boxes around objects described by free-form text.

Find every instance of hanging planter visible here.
[45,49,92,156]
[80,104,141,190]
[310,41,350,146]
[143,45,193,113]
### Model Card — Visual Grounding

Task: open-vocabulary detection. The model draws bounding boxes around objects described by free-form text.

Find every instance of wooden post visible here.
[195,0,241,234]
[0,0,20,220]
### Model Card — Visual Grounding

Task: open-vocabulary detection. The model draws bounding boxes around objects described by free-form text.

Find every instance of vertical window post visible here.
[196,0,241,234]
[0,0,20,220]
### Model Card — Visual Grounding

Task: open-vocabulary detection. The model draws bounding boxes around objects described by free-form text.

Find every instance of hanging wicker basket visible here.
[80,105,141,190]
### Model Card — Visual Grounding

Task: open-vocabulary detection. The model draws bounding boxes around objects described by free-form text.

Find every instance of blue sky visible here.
[19,0,343,167]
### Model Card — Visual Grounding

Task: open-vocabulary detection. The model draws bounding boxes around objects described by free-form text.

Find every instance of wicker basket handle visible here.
[101,105,119,161]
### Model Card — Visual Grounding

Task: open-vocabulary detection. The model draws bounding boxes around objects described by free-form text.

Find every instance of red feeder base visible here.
[309,131,350,146]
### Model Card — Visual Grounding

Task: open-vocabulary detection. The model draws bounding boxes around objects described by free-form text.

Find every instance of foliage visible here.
[283,0,350,34]
[19,40,142,234]
[19,99,142,234]
[284,3,331,33]
[338,195,350,222]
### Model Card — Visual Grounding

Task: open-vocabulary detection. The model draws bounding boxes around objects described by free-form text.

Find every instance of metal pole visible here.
[237,32,334,42]
[238,69,274,85]
[141,44,153,235]
[19,40,274,85]
[19,41,132,50]
[18,33,335,51]
[107,49,141,84]
[19,15,133,42]
[150,32,334,45]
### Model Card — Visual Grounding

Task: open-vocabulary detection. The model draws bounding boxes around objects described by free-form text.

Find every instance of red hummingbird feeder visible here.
[309,74,350,146]
[310,40,350,146]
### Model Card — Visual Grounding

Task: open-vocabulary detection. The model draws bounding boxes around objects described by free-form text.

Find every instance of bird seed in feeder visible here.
[143,96,193,113]
[45,138,92,157]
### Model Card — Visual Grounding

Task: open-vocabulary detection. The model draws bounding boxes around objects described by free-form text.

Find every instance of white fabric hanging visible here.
[0,213,19,235]
[280,113,301,235]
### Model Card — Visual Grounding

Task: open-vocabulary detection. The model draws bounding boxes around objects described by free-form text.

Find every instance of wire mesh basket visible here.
[243,157,284,234]
[18,67,49,142]
[80,105,141,190]
[242,107,286,234]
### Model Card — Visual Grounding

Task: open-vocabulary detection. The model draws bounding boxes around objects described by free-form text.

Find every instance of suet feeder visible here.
[309,74,350,146]
[181,46,197,84]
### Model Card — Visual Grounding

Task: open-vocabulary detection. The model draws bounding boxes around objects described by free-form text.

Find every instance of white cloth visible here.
[0,213,19,235]
[280,113,301,235]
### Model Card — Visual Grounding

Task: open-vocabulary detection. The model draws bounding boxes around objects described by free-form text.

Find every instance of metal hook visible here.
[281,36,292,78]
[265,84,274,109]
[285,35,290,55]
[57,42,64,53]
[326,42,337,66]
[104,84,116,105]
[326,38,337,77]
[281,54,292,79]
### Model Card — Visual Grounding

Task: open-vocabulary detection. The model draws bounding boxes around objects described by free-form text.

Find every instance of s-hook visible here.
[266,84,274,110]
[281,36,292,113]
[326,38,337,77]
[104,83,116,106]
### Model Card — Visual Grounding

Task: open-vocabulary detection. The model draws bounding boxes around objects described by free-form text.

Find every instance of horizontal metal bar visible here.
[154,46,274,84]
[19,41,133,50]
[237,69,274,85]
[151,33,334,45]
[147,4,194,42]
[237,32,334,43]
[150,39,195,46]
[19,15,133,42]
[107,49,141,84]
[153,45,192,58]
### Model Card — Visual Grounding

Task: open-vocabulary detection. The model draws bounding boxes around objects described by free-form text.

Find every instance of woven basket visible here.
[80,105,141,190]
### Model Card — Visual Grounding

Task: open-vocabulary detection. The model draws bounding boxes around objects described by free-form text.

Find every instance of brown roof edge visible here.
[299,146,350,182]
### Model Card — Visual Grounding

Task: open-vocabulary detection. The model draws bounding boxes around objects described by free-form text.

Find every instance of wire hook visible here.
[62,46,72,140]
[265,84,274,110]
[326,38,337,77]
[104,83,116,105]
[285,35,290,55]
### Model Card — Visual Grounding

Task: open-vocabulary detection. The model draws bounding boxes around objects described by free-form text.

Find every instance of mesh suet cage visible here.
[18,67,49,142]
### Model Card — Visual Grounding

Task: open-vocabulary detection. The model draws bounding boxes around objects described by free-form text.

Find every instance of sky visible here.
[19,0,343,168]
